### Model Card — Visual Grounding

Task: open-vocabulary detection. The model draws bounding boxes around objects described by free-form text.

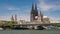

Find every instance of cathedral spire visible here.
[40,11,43,22]
[32,3,34,10]
[30,3,38,22]
[31,3,35,14]
[35,3,38,16]
[35,3,37,11]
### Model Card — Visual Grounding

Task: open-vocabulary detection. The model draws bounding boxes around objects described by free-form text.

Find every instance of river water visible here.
[0,30,60,34]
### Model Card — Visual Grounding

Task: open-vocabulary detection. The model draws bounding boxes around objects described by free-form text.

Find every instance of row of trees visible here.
[0,21,60,27]
[0,21,17,27]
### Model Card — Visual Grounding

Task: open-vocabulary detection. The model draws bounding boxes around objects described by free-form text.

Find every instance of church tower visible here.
[14,14,17,21]
[11,15,14,21]
[30,3,38,22]
[40,11,43,22]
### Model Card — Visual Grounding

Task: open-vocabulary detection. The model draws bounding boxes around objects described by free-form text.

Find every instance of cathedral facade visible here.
[30,3,50,23]
[30,3,38,22]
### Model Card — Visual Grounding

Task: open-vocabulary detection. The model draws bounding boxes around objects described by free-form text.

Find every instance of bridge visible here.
[12,23,50,29]
[14,22,50,26]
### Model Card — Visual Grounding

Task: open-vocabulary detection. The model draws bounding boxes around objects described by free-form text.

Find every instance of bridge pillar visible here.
[33,26,38,30]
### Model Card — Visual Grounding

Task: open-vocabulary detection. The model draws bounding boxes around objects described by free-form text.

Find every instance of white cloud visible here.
[6,6,20,11]
[38,0,60,11]
[0,16,10,21]
[49,17,60,23]
[0,15,30,22]
[0,5,31,21]
[38,0,52,11]
[37,0,60,23]
[17,15,30,21]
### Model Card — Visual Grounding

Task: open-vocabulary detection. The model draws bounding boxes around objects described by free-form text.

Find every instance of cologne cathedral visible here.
[30,3,50,23]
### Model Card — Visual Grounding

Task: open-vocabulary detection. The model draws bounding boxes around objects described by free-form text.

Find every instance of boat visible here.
[0,28,4,30]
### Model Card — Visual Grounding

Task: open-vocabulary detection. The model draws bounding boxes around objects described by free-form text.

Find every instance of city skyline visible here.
[0,0,60,23]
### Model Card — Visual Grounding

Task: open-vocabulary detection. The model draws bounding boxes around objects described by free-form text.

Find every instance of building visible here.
[11,15,14,21]
[43,16,50,24]
[30,3,38,22]
[30,3,50,24]
[18,20,26,24]
[11,14,17,21]
[37,11,43,22]
[14,14,17,22]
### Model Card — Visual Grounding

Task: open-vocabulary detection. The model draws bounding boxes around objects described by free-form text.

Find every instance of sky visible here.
[0,0,60,23]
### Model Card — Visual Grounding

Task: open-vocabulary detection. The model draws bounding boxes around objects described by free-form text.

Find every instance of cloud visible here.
[0,15,30,22]
[37,0,60,23]
[6,6,20,11]
[0,16,10,21]
[37,0,60,11]
[17,15,30,21]
[49,17,60,23]
[0,5,31,21]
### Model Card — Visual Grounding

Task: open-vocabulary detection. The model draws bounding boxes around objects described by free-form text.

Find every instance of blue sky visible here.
[0,0,60,23]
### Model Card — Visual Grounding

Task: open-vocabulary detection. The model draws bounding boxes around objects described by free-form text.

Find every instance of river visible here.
[0,30,60,34]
